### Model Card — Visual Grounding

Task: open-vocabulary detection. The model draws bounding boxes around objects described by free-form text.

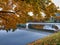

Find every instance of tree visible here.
[0,0,57,30]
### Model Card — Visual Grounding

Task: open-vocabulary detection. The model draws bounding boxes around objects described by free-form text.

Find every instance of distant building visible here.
[49,13,60,23]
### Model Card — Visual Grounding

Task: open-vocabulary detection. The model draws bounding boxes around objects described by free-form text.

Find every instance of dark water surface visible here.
[0,29,53,45]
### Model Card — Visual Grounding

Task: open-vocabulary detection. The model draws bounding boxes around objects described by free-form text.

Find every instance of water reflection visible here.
[0,29,52,45]
[0,28,17,32]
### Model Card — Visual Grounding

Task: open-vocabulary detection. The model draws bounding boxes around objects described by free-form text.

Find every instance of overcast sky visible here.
[52,0,60,7]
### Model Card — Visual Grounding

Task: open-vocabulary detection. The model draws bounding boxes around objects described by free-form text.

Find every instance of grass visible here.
[28,31,60,45]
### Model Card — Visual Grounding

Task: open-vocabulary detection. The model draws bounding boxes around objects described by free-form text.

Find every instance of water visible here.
[0,29,53,45]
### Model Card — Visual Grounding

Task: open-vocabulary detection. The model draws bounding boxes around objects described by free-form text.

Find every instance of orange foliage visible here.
[0,0,57,30]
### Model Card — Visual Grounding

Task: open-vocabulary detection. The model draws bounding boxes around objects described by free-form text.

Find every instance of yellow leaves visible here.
[47,3,57,13]
[0,13,19,30]
[0,0,57,30]
[43,3,57,20]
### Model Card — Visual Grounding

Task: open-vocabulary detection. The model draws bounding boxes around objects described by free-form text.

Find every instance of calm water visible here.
[0,29,53,45]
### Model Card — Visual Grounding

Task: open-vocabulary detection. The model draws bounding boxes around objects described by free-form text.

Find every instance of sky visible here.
[52,0,60,7]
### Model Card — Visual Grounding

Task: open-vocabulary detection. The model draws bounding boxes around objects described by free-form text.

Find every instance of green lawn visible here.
[28,31,60,45]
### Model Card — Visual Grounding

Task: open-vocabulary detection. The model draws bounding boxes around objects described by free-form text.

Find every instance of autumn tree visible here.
[0,0,57,30]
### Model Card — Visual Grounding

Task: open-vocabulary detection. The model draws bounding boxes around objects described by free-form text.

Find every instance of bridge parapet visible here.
[26,23,60,30]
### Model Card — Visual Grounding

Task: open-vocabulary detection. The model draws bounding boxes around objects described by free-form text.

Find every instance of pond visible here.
[0,29,53,45]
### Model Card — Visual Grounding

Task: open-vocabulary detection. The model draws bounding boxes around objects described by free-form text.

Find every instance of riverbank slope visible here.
[28,31,60,45]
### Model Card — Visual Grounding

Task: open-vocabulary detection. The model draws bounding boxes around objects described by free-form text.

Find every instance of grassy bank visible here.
[28,31,60,45]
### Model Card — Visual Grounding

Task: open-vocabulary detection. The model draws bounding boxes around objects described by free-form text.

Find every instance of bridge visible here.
[26,22,60,29]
